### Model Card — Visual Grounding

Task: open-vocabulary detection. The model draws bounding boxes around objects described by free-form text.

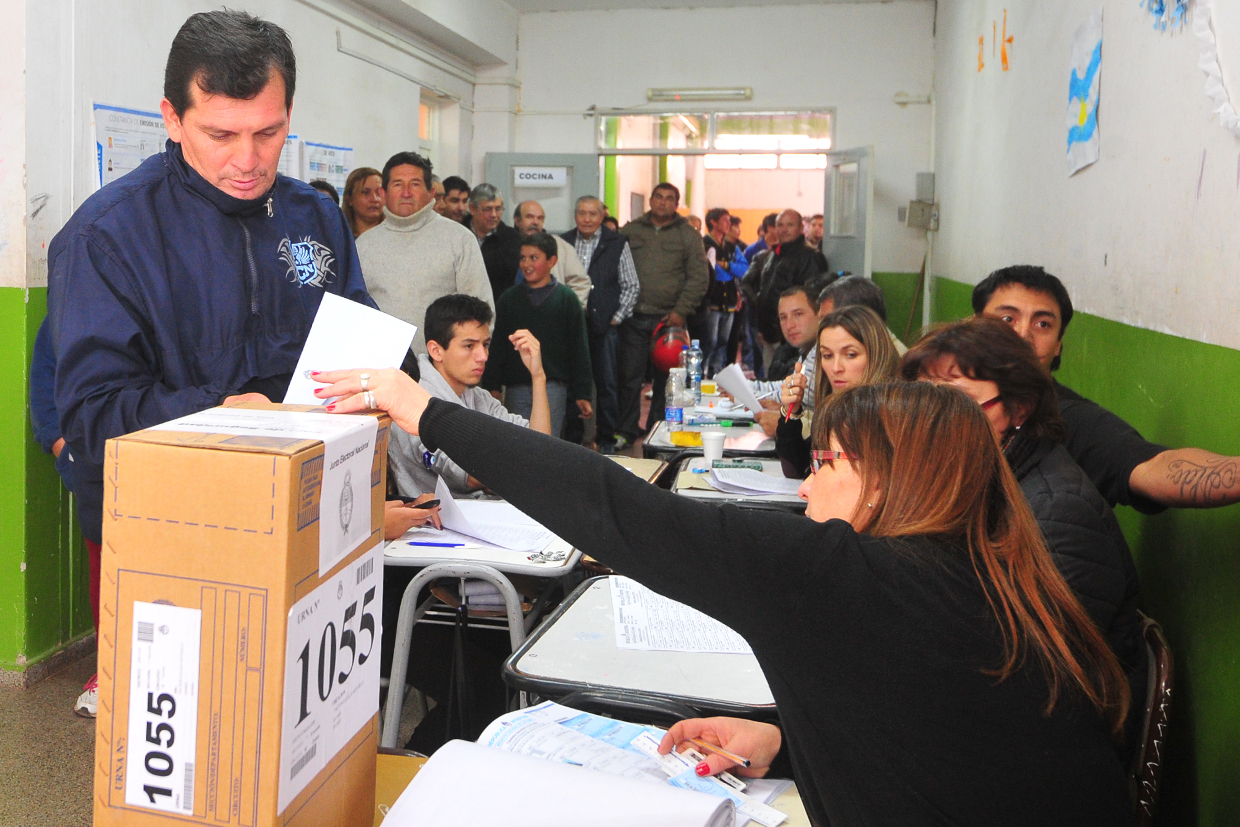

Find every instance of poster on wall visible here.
[94,103,168,189]
[1066,9,1103,176]
[302,141,353,191]
[279,134,302,180]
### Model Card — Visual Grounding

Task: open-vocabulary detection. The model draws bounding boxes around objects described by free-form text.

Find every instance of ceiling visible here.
[506,0,908,11]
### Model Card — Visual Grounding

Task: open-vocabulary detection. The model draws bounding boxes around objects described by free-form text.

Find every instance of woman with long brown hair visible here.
[311,369,1133,826]
[776,304,899,477]
[342,166,384,237]
[902,316,1147,747]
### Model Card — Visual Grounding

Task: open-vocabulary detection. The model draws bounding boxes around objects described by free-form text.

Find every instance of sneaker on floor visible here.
[612,435,632,452]
[75,674,98,718]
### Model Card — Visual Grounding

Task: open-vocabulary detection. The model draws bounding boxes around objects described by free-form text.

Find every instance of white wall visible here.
[703,169,826,217]
[508,1,936,274]
[22,0,486,287]
[934,0,1240,348]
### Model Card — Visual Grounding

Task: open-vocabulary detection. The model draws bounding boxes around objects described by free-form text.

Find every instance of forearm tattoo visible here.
[1166,457,1239,504]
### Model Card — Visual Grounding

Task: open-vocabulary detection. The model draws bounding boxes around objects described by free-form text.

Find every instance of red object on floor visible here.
[86,538,101,631]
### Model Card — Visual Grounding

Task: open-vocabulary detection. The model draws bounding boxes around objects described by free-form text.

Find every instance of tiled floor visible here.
[0,652,96,827]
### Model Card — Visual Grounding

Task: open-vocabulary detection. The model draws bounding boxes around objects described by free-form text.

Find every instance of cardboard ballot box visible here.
[93,403,390,827]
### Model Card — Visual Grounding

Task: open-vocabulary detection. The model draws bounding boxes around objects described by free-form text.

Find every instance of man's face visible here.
[726,221,741,244]
[519,246,556,287]
[471,198,504,235]
[435,320,491,388]
[443,188,469,222]
[807,216,824,245]
[776,211,802,244]
[514,202,545,236]
[575,200,604,237]
[160,70,290,200]
[981,284,1064,370]
[432,180,446,213]
[385,164,433,217]
[649,188,679,222]
[710,214,731,238]
[778,291,818,349]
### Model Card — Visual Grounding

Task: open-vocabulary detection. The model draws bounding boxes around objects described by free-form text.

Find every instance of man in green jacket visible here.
[616,182,710,444]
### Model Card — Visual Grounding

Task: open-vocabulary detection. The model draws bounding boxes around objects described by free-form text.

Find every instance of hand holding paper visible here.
[714,364,765,415]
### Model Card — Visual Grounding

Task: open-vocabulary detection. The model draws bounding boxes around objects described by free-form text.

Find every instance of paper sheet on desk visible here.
[283,292,416,405]
[434,477,556,551]
[709,468,803,496]
[714,364,764,416]
[611,576,753,654]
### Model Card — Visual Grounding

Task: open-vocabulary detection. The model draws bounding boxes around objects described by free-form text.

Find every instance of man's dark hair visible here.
[652,182,680,202]
[424,294,494,350]
[705,207,730,227]
[381,152,432,189]
[164,11,296,117]
[603,216,620,231]
[779,284,814,305]
[971,264,1075,359]
[309,179,339,205]
[760,212,779,231]
[731,216,742,226]
[520,232,559,261]
[820,275,887,322]
[442,175,470,196]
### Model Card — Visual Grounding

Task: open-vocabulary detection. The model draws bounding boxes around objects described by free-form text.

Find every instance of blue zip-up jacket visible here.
[47,139,375,543]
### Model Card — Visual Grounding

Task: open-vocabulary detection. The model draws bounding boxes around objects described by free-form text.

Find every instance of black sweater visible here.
[420,400,1133,827]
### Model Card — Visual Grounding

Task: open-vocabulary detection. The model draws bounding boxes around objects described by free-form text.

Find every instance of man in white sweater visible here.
[357,152,493,354]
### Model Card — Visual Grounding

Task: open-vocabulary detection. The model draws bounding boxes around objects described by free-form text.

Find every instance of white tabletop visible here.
[507,577,775,711]
[644,420,776,454]
[384,532,581,577]
[672,457,806,507]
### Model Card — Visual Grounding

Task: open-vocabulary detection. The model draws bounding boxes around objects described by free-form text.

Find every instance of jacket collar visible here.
[165,139,275,217]
[638,211,686,231]
[1003,430,1055,481]
[773,236,809,256]
[382,200,438,232]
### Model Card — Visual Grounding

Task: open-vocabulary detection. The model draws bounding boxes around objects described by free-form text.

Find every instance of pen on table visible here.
[407,541,477,548]
[689,738,752,769]
[396,497,441,509]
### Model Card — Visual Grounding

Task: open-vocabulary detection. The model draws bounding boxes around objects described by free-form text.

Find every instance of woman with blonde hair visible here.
[310,368,1134,826]
[776,304,900,477]
[342,166,384,237]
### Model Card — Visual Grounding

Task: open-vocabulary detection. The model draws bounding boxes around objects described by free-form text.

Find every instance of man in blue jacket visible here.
[45,10,374,715]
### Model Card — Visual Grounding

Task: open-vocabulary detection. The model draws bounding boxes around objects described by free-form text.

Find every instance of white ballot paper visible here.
[434,477,557,552]
[283,293,416,406]
[714,364,765,416]
[709,467,803,496]
[150,407,377,574]
[611,576,753,654]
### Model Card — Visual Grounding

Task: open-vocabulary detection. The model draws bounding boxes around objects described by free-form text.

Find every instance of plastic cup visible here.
[701,430,726,462]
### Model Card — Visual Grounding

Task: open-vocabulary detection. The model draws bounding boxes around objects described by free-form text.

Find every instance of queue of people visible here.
[30,9,1240,826]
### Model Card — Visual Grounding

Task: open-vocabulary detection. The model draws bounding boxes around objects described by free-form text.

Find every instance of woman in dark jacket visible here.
[901,316,1148,749]
[313,367,1134,827]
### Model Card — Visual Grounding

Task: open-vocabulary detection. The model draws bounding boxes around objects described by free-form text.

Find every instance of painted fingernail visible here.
[325,404,336,412]
[695,762,710,777]
[310,370,321,376]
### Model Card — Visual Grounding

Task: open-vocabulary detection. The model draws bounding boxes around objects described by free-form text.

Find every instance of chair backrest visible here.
[1133,613,1174,826]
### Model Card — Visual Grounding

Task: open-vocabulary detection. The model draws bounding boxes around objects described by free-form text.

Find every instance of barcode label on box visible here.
[125,601,201,814]
[290,744,317,780]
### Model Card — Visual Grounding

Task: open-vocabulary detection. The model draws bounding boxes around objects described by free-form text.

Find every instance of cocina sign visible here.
[513,166,568,187]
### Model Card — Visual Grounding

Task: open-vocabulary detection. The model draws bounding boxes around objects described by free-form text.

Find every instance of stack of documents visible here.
[707,467,803,496]
[611,576,753,654]
[433,477,556,552]
[382,701,789,827]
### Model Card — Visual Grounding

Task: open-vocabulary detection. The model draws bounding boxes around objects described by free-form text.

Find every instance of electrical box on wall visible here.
[905,200,939,231]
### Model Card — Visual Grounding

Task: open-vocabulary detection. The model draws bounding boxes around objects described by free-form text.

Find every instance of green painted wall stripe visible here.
[603,118,619,217]
[871,272,924,345]
[931,275,1240,826]
[0,286,92,672]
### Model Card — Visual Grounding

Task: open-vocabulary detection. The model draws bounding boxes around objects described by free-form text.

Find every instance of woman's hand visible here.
[312,368,431,435]
[510,329,546,381]
[383,495,442,540]
[658,717,782,779]
[780,361,807,413]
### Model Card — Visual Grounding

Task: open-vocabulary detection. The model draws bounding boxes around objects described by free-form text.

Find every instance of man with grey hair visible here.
[466,182,523,301]
[563,195,639,452]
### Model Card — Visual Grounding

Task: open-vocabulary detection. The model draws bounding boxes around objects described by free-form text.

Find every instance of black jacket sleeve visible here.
[419,398,853,644]
[776,415,811,479]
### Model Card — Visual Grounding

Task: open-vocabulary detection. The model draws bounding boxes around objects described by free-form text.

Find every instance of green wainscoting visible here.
[871,271,924,345]
[0,286,92,675]
[932,276,1240,827]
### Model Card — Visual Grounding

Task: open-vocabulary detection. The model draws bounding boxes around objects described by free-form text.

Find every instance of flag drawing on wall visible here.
[1067,8,1103,176]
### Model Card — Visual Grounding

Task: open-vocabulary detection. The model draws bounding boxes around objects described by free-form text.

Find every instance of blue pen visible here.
[408,541,467,548]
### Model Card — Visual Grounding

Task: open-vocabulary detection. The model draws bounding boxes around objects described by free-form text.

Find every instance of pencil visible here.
[689,738,751,769]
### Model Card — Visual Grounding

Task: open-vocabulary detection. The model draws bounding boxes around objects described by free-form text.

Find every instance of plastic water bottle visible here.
[665,368,686,431]
[686,339,704,402]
